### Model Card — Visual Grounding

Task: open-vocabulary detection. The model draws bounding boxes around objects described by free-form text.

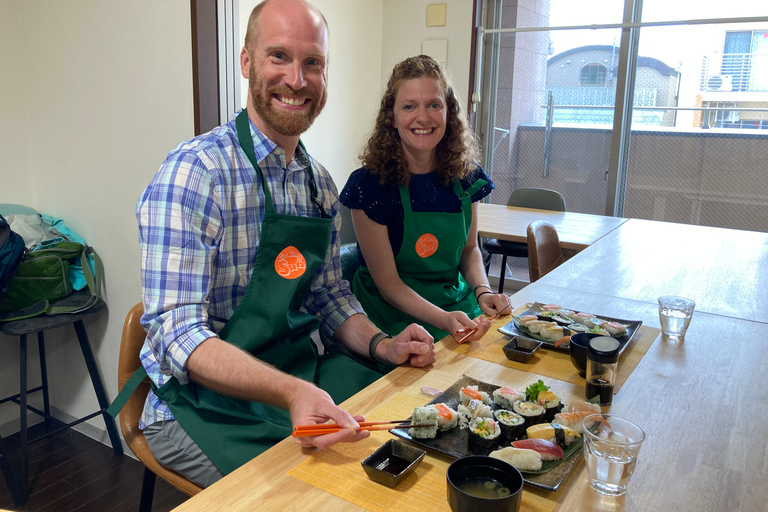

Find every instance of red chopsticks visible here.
[291,420,430,437]
[456,304,511,344]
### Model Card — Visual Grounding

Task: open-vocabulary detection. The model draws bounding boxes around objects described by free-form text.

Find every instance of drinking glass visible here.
[657,295,695,341]
[582,414,645,496]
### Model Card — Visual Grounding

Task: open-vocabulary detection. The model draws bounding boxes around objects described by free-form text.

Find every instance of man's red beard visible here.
[249,65,327,136]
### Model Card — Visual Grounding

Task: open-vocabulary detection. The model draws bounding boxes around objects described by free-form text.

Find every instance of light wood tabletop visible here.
[537,218,768,324]
[477,203,629,251]
[171,220,768,512]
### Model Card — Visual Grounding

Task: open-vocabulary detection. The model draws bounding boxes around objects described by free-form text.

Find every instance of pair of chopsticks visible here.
[456,303,512,344]
[291,420,432,437]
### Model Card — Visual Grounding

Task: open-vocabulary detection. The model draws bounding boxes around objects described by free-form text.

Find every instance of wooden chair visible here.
[483,188,565,292]
[526,220,565,282]
[117,303,203,511]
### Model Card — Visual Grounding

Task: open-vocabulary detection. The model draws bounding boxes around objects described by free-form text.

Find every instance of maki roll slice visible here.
[492,386,523,410]
[536,390,564,422]
[457,398,493,429]
[434,403,459,431]
[409,406,439,439]
[512,401,547,426]
[460,386,491,406]
[468,417,502,452]
[493,409,526,441]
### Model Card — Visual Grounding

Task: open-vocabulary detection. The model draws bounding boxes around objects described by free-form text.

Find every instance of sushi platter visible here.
[390,375,585,491]
[498,302,642,354]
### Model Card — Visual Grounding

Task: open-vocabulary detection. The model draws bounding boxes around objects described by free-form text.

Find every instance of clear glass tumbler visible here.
[582,414,645,496]
[657,295,695,341]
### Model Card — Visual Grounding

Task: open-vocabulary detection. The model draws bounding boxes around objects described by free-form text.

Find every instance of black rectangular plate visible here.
[390,375,583,491]
[498,302,642,354]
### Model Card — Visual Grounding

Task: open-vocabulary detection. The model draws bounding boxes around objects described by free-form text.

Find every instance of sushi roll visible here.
[434,403,459,431]
[458,398,494,429]
[493,409,526,441]
[468,417,502,452]
[512,401,547,426]
[490,447,542,472]
[511,439,563,461]
[526,423,580,450]
[492,386,523,409]
[567,322,589,333]
[460,386,491,405]
[536,390,564,422]
[409,406,439,439]
[588,325,609,336]
[604,321,628,337]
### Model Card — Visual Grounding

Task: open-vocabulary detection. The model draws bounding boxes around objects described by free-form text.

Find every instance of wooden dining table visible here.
[477,203,629,251]
[172,219,768,512]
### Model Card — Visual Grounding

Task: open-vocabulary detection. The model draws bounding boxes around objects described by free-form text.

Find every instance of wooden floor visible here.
[0,422,189,512]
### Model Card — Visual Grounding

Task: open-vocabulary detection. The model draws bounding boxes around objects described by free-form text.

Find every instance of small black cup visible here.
[446,455,524,512]
[569,332,604,378]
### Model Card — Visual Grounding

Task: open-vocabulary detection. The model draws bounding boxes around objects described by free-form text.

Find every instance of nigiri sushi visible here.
[511,438,564,461]
[542,325,564,342]
[490,447,542,472]
[571,312,596,327]
[526,423,580,449]
[523,320,546,334]
[553,411,594,434]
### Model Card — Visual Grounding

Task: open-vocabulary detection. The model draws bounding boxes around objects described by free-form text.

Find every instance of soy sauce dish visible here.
[447,455,524,512]
[361,439,426,488]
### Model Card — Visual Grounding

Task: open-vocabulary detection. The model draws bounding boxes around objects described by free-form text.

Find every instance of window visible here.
[580,63,607,86]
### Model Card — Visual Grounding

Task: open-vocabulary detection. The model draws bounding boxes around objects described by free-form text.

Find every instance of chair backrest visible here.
[339,205,357,244]
[507,188,566,212]
[527,220,565,282]
[117,302,203,496]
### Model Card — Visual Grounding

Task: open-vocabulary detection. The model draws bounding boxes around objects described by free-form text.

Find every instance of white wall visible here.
[238,0,385,188]
[381,0,475,112]
[0,0,193,439]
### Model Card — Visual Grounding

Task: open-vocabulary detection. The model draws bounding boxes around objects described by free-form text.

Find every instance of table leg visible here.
[72,320,124,456]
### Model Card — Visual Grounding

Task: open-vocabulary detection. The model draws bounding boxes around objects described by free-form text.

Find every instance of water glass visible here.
[582,414,645,496]
[657,295,695,341]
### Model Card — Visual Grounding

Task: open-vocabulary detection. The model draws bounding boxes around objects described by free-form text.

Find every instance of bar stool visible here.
[0,290,123,506]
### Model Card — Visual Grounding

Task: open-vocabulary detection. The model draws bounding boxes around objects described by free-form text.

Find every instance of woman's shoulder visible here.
[340,167,398,219]
[459,164,495,200]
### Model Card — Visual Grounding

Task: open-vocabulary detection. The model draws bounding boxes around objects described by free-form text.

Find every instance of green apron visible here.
[352,178,487,341]
[109,110,384,475]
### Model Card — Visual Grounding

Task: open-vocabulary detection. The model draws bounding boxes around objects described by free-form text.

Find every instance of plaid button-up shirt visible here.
[135,111,363,428]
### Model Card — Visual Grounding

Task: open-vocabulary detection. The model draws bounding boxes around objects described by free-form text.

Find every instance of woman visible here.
[340,55,510,343]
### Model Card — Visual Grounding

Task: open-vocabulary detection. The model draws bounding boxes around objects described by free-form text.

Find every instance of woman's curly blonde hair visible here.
[360,55,479,186]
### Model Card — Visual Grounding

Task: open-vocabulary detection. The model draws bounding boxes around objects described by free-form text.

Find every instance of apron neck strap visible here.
[235,109,328,217]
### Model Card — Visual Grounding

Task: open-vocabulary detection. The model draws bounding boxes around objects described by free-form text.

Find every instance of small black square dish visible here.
[361,439,426,487]
[502,336,542,363]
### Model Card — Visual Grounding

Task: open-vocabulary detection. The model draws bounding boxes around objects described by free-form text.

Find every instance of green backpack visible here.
[0,240,102,322]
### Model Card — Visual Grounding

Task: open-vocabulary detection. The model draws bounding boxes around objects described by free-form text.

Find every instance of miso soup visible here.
[457,477,511,499]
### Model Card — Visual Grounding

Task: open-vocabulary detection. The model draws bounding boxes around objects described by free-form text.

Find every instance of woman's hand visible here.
[453,314,492,343]
[443,310,477,340]
[478,292,511,318]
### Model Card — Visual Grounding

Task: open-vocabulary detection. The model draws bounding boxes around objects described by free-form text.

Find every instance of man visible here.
[124,0,435,488]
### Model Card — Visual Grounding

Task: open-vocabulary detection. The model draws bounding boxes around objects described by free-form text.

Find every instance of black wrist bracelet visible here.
[476,291,493,300]
[369,331,393,364]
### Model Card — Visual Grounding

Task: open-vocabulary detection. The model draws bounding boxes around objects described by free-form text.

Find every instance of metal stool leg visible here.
[72,320,123,455]
[497,255,507,294]
[37,331,50,418]
[18,334,28,504]
[139,466,157,512]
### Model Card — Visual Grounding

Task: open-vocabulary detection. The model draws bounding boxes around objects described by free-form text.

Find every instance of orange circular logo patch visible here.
[274,246,307,279]
[415,233,438,258]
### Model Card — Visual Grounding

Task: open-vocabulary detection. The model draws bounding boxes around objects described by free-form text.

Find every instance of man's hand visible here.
[288,381,370,449]
[376,323,435,367]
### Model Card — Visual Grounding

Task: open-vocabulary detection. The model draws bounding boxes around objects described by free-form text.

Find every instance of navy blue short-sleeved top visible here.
[340,165,494,265]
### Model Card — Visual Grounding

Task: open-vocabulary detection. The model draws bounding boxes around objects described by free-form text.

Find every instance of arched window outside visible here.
[580,63,607,86]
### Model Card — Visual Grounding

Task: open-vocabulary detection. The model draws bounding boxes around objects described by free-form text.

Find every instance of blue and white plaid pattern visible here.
[136,110,363,428]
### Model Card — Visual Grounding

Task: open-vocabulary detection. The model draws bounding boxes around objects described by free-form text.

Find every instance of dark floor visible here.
[0,422,189,512]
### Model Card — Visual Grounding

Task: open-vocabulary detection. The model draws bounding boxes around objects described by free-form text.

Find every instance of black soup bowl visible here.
[446,455,524,512]
[569,332,605,378]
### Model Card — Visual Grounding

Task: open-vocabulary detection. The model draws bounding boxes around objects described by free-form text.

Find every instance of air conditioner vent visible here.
[707,74,733,92]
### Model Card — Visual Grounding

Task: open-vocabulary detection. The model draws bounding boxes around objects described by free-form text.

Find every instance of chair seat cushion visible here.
[483,238,528,258]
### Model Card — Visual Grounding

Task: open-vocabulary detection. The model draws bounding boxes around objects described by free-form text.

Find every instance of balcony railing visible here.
[699,52,768,92]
